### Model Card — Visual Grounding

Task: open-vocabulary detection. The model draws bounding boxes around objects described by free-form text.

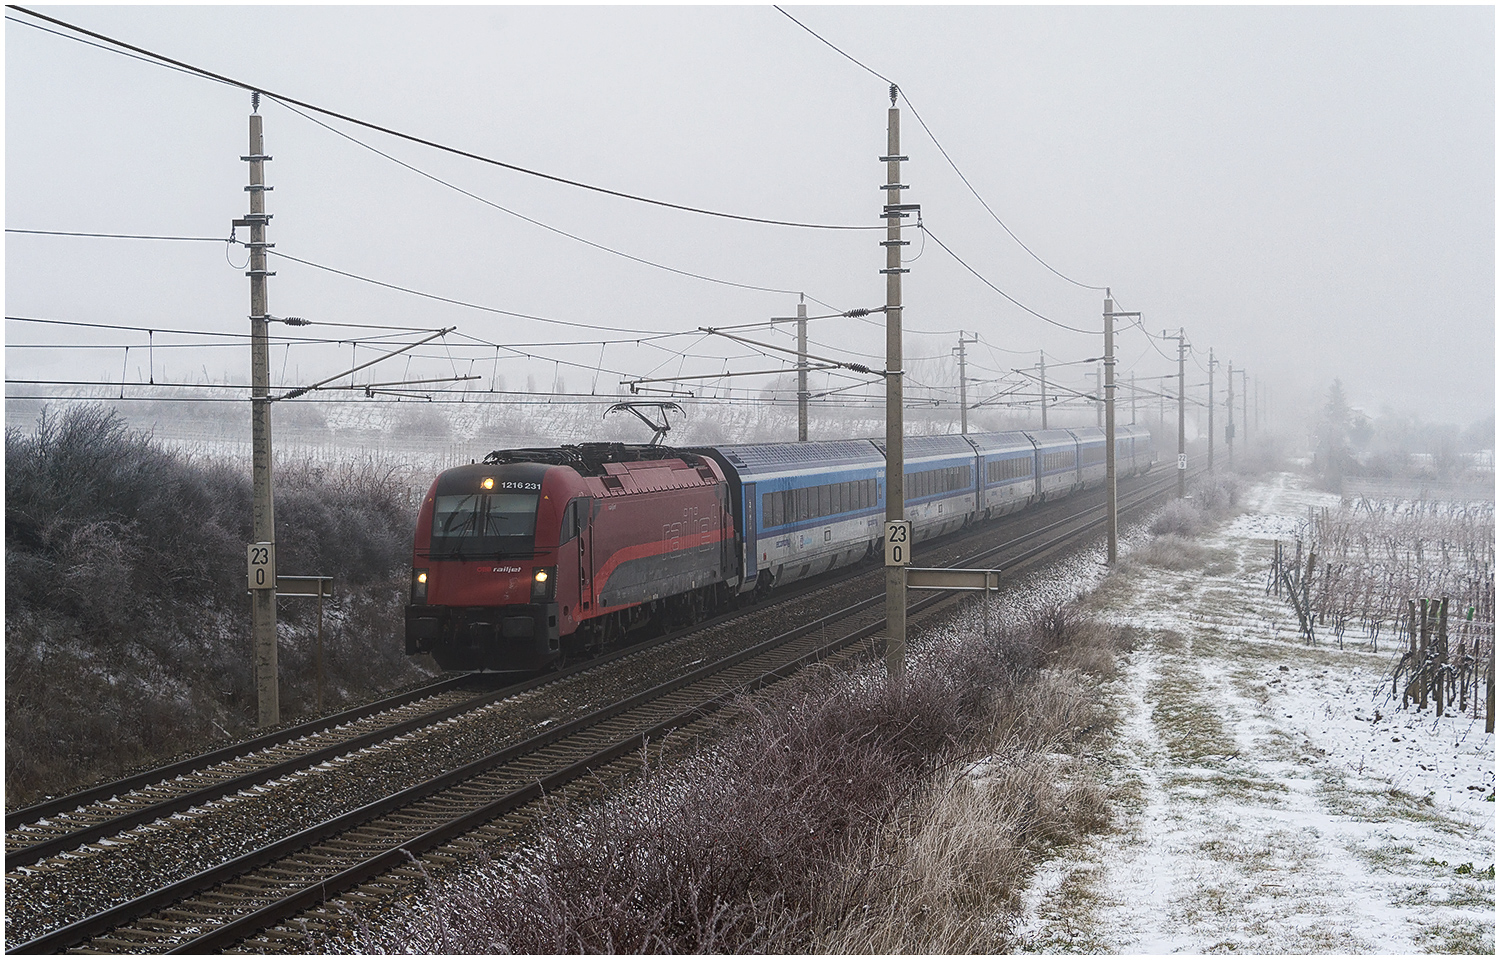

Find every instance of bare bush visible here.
[1274,498,1494,652]
[1193,472,1243,516]
[1267,496,1495,724]
[1151,500,1205,538]
[5,405,434,805]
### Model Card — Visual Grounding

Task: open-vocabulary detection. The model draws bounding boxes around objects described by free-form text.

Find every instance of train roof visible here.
[694,439,884,478]
[965,430,1035,455]
[1021,428,1081,449]
[874,433,977,457]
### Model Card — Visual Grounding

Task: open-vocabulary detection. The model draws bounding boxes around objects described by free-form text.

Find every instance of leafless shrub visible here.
[1151,499,1205,537]
[5,405,434,805]
[1193,472,1243,516]
[1275,498,1494,651]
[1125,474,1241,575]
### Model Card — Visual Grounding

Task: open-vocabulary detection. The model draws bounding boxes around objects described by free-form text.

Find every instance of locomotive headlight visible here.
[481,477,495,490]
[531,566,556,601]
[411,568,429,604]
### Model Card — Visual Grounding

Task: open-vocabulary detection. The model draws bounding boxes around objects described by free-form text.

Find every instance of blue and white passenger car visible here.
[1068,427,1109,489]
[969,430,1037,518]
[1024,428,1082,500]
[693,439,885,593]
[1114,424,1157,475]
[877,434,980,542]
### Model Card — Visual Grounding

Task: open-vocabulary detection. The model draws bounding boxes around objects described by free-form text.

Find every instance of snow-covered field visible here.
[1017,473,1495,954]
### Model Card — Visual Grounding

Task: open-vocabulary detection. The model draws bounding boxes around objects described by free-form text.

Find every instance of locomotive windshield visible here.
[429,492,538,558]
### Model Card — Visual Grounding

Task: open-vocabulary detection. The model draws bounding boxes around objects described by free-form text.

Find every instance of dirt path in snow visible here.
[1016,473,1495,954]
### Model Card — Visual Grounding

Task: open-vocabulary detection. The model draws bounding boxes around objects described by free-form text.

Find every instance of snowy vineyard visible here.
[1267,496,1495,730]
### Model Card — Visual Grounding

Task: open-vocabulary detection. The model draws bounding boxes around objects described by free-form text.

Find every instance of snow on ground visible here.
[1016,473,1495,954]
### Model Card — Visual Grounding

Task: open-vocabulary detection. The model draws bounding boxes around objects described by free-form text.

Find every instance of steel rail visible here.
[4,674,474,830]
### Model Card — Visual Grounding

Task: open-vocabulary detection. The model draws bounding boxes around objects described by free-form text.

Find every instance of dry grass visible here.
[1129,533,1214,570]
[813,679,1115,953]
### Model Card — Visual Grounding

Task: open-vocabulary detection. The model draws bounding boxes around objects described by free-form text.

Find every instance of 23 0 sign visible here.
[247,542,276,589]
[884,520,911,567]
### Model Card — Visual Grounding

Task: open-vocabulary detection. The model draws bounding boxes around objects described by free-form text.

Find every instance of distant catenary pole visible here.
[1177,327,1186,499]
[1240,368,1250,448]
[1104,295,1118,563]
[957,331,977,434]
[796,300,809,441]
[1208,348,1216,470]
[1039,351,1048,429]
[1227,361,1235,470]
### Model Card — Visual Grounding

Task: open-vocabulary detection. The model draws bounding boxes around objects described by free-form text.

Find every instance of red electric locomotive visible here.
[405,443,737,671]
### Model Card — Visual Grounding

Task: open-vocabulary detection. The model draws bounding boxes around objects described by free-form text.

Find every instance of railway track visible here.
[5,675,487,865]
[6,465,1195,953]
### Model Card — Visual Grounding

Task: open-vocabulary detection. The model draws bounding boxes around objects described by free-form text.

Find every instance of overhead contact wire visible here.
[9,5,881,232]
[266,249,677,337]
[272,99,823,300]
[920,226,1100,336]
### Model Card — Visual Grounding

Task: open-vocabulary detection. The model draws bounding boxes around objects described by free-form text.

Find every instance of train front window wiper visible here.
[430,492,539,559]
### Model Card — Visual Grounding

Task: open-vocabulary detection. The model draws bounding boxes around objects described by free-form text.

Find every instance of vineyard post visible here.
[1461,604,1474,713]
[1486,640,1494,734]
[1302,549,1315,639]
[1418,598,1430,711]
[1438,597,1450,712]
[1433,599,1447,716]
[1407,599,1417,656]
[1458,635,1468,713]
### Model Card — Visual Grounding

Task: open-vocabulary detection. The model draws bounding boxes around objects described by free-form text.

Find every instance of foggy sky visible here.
[5,5,1494,433]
